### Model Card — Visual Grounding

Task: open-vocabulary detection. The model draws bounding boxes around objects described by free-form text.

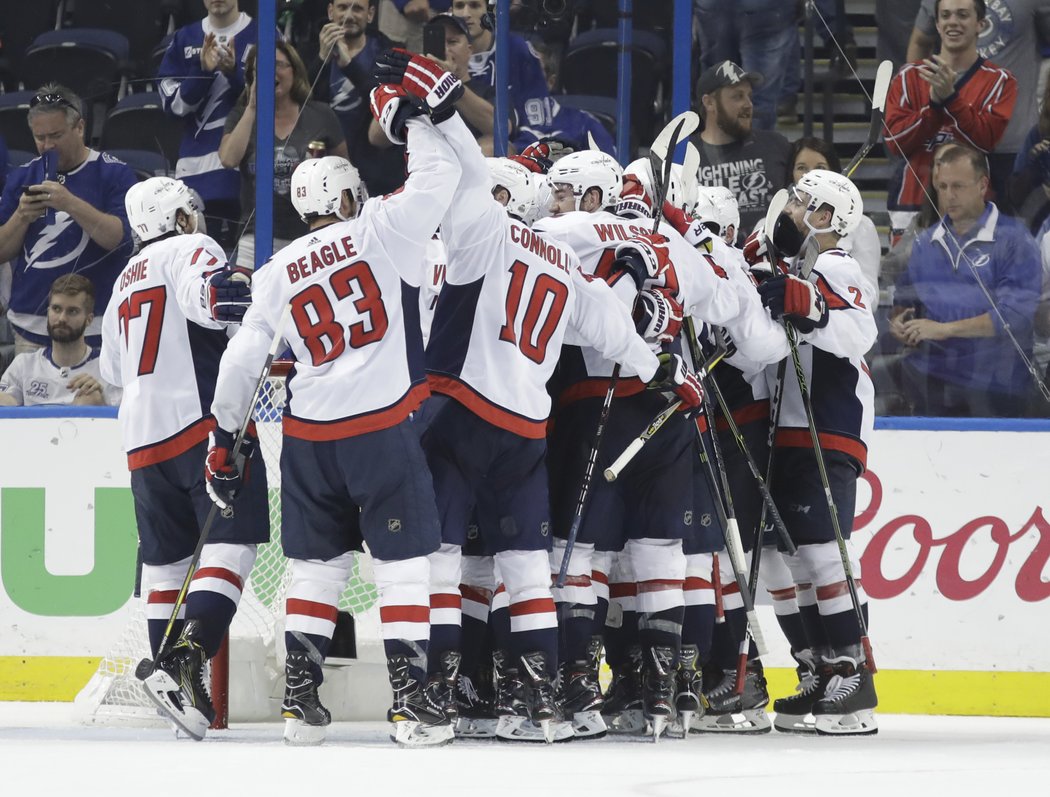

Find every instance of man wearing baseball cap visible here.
[693,60,792,241]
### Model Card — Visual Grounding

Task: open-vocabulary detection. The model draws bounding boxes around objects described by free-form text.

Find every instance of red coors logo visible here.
[856,470,1050,603]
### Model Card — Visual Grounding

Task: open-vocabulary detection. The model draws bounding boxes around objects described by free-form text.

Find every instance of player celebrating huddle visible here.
[100,176,265,740]
[208,83,463,745]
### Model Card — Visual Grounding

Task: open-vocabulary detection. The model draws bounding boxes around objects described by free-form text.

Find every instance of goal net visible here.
[73,364,387,726]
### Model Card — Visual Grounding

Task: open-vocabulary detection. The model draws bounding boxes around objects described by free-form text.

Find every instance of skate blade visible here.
[603,709,647,735]
[283,717,327,746]
[691,708,772,735]
[495,716,574,743]
[141,671,208,741]
[650,715,669,742]
[392,719,455,747]
[773,712,818,735]
[667,710,694,739]
[815,709,878,736]
[570,710,608,739]
[454,717,498,738]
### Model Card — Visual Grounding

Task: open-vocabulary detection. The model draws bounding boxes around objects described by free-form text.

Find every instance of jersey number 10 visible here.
[498,259,568,365]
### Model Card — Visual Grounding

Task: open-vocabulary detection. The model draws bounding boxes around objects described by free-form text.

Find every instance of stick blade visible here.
[871,60,893,112]
[763,188,790,249]
[649,111,700,160]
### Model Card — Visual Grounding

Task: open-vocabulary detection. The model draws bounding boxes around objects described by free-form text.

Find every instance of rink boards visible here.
[0,409,1048,717]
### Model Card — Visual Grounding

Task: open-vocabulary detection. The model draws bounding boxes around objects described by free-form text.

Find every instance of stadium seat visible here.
[0,2,59,92]
[68,0,170,83]
[105,149,171,180]
[101,93,180,170]
[560,28,667,145]
[555,95,618,139]
[0,92,40,153]
[20,28,131,107]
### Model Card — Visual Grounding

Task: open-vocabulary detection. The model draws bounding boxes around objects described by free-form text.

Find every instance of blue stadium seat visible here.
[101,93,180,169]
[106,149,171,180]
[20,28,131,106]
[0,2,59,92]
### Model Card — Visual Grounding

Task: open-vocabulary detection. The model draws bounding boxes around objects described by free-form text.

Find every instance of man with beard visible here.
[0,275,119,406]
[694,61,792,243]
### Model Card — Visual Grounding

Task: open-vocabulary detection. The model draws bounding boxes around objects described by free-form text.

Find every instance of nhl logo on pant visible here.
[387,518,402,532]
[684,510,693,526]
[701,513,712,527]
[540,521,550,537]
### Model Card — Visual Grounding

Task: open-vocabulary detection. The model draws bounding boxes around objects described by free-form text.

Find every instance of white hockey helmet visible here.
[792,169,863,237]
[693,185,740,241]
[546,150,623,211]
[620,157,686,213]
[125,176,199,242]
[290,156,364,222]
[486,157,539,223]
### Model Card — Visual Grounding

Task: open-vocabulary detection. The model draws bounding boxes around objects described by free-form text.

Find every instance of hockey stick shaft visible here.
[843,60,892,179]
[144,305,292,672]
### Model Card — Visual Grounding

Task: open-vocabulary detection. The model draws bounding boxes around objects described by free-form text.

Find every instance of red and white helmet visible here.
[290,156,365,222]
[618,157,687,217]
[793,169,863,236]
[486,157,539,223]
[125,176,199,241]
[546,150,623,211]
[693,185,740,243]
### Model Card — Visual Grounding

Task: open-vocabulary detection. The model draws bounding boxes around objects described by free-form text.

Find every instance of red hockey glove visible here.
[204,267,252,324]
[611,232,672,290]
[757,274,829,333]
[648,352,704,412]
[375,48,463,122]
[634,288,683,344]
[205,427,255,512]
[742,229,769,266]
[509,153,551,174]
[614,173,652,219]
[369,84,423,145]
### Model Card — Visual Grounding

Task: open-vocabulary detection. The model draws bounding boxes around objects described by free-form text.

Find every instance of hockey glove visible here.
[521,138,575,162]
[610,232,672,290]
[741,229,769,266]
[635,288,683,345]
[369,84,424,146]
[509,153,552,175]
[204,267,252,324]
[205,427,255,512]
[757,274,829,333]
[375,48,463,123]
[648,352,704,412]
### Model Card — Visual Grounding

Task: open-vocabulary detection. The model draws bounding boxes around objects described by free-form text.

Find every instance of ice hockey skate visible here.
[773,649,829,735]
[557,637,607,739]
[280,651,331,745]
[813,649,878,736]
[692,660,772,734]
[140,620,215,741]
[640,645,677,741]
[453,670,498,739]
[386,655,455,747]
[495,650,573,743]
[667,644,706,739]
[601,646,646,735]
[426,649,462,723]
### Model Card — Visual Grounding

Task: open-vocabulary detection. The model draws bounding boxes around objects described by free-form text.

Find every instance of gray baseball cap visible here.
[696,60,764,97]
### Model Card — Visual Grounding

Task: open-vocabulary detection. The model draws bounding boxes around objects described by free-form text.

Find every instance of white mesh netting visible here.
[73,369,382,725]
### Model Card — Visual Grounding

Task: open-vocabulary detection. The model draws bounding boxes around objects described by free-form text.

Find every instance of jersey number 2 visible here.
[291,261,389,366]
[117,286,166,376]
[499,260,568,364]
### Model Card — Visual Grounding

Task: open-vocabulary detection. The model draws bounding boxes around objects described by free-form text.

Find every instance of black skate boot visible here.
[601,645,646,735]
[453,665,498,739]
[558,636,607,739]
[773,649,830,735]
[141,619,216,741]
[386,655,455,747]
[426,649,462,723]
[512,651,573,743]
[641,645,677,741]
[667,644,706,738]
[693,659,771,734]
[813,646,878,736]
[281,650,331,745]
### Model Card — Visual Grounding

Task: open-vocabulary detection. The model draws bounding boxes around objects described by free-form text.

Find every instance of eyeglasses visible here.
[30,92,80,116]
[275,61,293,71]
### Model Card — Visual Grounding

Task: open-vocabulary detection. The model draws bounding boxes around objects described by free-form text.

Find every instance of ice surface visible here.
[4,703,1047,795]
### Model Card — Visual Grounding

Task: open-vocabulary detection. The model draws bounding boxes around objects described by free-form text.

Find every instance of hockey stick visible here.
[555,115,692,588]
[136,305,292,679]
[842,59,892,179]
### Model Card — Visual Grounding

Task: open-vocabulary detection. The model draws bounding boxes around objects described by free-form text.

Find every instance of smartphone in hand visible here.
[422,21,446,61]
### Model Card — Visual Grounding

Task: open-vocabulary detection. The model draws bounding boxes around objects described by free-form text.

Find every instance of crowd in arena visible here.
[1,0,1049,748]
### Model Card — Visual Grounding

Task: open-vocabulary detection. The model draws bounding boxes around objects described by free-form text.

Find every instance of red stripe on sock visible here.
[286,598,338,622]
[430,592,462,610]
[637,578,684,593]
[192,567,243,590]
[591,570,609,585]
[816,581,849,601]
[460,585,492,605]
[610,583,637,598]
[147,589,180,604]
[684,577,713,590]
[509,597,556,617]
[769,587,796,601]
[380,605,430,624]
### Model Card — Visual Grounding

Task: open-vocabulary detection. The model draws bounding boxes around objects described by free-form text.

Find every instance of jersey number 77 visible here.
[290,261,389,366]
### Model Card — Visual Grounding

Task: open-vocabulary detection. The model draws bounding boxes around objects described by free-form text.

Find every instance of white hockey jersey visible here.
[211,118,461,440]
[100,232,230,469]
[764,247,877,468]
[419,234,447,349]
[427,115,660,438]
[0,346,121,406]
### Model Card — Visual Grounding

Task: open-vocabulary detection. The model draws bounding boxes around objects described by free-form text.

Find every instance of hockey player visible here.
[693,185,741,247]
[750,169,878,735]
[99,176,263,740]
[207,79,463,746]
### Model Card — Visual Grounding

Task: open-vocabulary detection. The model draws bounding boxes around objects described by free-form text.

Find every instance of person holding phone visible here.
[0,84,136,355]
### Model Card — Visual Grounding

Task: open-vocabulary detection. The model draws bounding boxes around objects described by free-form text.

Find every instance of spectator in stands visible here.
[693,60,792,241]
[885,0,1016,242]
[0,85,136,355]
[694,0,800,130]
[310,0,407,196]
[905,0,1050,213]
[1032,215,1050,411]
[787,136,883,293]
[378,0,452,54]
[890,143,1041,416]
[452,0,550,134]
[219,41,348,267]
[157,0,261,254]
[1008,76,1050,232]
[0,275,120,407]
